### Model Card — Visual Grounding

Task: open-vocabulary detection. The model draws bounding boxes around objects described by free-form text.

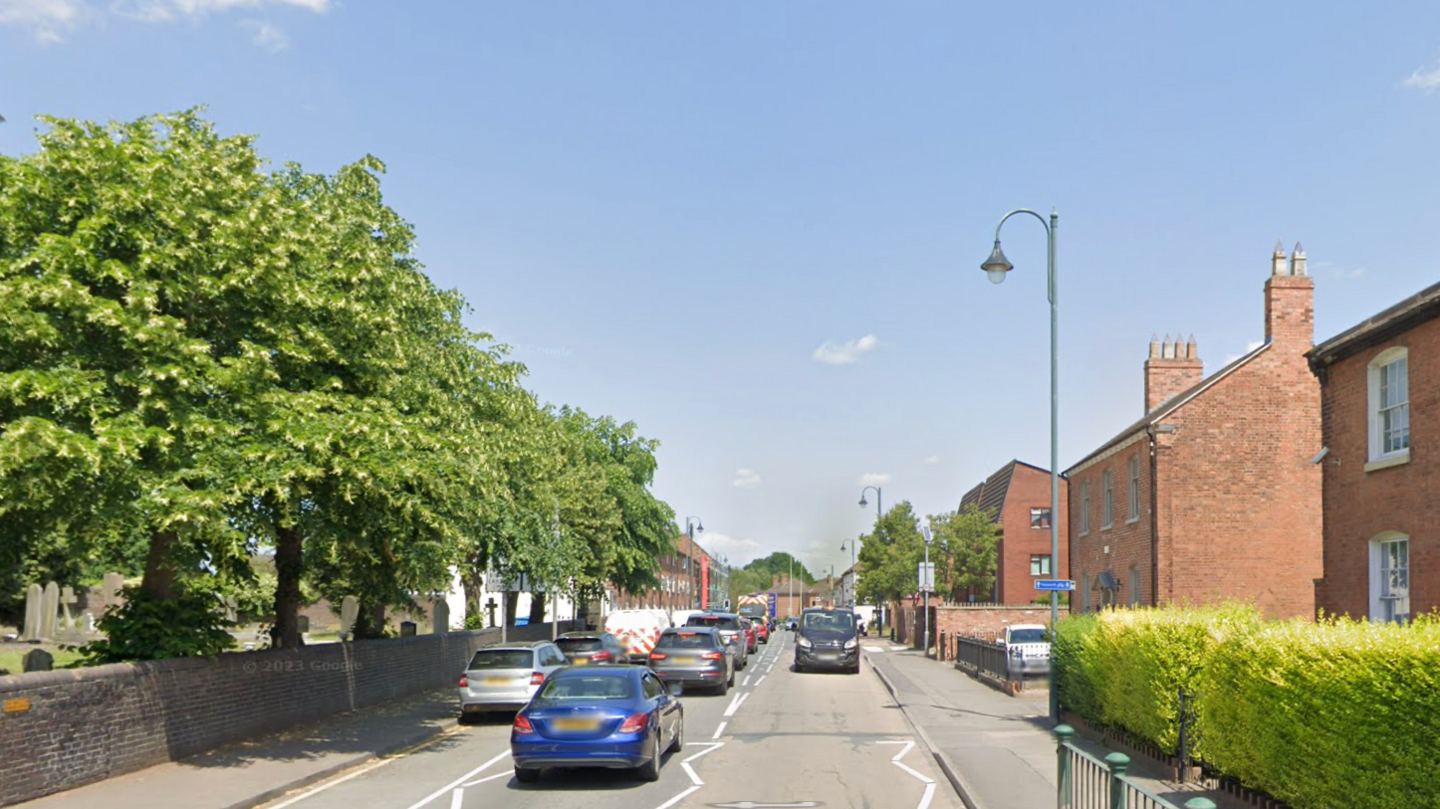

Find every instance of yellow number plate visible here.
[484,677,510,686]
[552,718,600,731]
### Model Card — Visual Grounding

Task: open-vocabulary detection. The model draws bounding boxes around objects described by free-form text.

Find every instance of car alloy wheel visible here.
[636,733,662,782]
[669,714,684,753]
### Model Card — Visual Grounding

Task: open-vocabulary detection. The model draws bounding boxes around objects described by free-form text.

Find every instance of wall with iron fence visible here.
[1056,725,1217,809]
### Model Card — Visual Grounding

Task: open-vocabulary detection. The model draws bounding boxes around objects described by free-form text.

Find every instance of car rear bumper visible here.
[459,686,537,711]
[511,737,650,769]
[653,667,727,684]
[796,647,859,669]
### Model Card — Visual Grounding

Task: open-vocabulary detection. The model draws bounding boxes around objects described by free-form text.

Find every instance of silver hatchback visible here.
[458,641,568,719]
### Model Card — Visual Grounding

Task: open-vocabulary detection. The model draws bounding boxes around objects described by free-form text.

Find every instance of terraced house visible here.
[1064,244,1322,619]
[1308,280,1440,622]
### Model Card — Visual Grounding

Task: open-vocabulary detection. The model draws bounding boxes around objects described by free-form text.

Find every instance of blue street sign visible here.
[1034,579,1075,592]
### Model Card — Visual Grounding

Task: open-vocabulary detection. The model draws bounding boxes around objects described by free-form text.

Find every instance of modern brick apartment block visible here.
[959,460,1070,603]
[1308,280,1440,622]
[1064,243,1322,619]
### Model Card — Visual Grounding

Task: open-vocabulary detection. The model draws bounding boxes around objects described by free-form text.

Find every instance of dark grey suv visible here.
[794,607,860,673]
[647,626,734,695]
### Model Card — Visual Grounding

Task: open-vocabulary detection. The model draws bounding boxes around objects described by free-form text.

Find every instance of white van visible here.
[603,609,668,663]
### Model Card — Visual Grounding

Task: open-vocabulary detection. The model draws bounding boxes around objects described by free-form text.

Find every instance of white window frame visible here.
[1128,566,1140,606]
[1030,555,1051,576]
[1367,347,1410,467]
[1080,481,1090,536]
[1030,507,1051,529]
[1102,470,1114,528]
[1369,531,1411,624]
[1127,455,1141,522]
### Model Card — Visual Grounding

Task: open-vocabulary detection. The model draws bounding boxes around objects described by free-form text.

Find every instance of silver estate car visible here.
[458,641,568,719]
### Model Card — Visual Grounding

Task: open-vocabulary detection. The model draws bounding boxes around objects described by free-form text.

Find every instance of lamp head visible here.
[982,240,1012,284]
[858,497,867,508]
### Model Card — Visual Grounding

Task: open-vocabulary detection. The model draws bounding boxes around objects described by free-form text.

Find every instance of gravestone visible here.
[21,584,41,640]
[338,596,359,640]
[39,582,59,640]
[222,596,238,623]
[431,601,449,634]
[296,614,310,634]
[101,572,124,603]
[485,598,497,628]
[399,620,417,637]
[60,586,77,631]
[23,649,53,673]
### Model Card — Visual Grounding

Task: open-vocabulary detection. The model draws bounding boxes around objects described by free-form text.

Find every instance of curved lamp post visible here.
[858,486,882,519]
[685,516,704,610]
[982,207,1059,724]
[840,539,858,607]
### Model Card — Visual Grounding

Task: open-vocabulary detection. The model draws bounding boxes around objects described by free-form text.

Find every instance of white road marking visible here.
[724,692,750,716]
[682,742,725,762]
[448,789,463,809]
[755,674,766,685]
[653,786,701,809]
[402,749,510,809]
[263,754,403,809]
[681,761,704,786]
[890,645,909,651]
[742,675,752,686]
[893,761,935,784]
[864,646,887,652]
[885,740,917,761]
[712,721,727,740]
[459,772,510,787]
[918,782,937,809]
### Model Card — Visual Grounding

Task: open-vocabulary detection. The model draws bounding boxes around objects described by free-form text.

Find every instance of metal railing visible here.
[953,633,1022,691]
[1056,725,1215,809]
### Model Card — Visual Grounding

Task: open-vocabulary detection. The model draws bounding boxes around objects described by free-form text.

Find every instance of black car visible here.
[794,607,860,673]
[647,626,734,695]
[555,631,628,666]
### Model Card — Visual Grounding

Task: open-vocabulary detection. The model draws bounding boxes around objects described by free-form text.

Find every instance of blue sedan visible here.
[511,665,684,783]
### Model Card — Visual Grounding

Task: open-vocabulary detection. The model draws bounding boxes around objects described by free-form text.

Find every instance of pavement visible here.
[865,641,1247,809]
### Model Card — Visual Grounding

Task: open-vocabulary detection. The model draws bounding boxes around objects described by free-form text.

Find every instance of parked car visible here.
[555,631,627,665]
[794,606,860,674]
[510,665,684,783]
[647,626,733,695]
[753,619,770,645]
[669,608,704,628]
[458,641,568,719]
[1002,624,1051,677]
[604,609,670,663]
[683,612,749,670]
[739,617,758,653]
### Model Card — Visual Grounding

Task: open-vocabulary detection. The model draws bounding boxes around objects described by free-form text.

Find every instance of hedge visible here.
[1054,605,1440,809]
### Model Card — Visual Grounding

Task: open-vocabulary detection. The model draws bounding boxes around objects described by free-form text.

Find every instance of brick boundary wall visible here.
[934,604,1070,644]
[0,621,578,807]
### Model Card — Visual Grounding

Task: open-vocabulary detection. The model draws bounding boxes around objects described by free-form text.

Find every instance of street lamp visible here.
[840,539,858,607]
[981,207,1060,724]
[827,564,836,605]
[921,525,933,658]
[858,486,882,519]
[685,517,703,610]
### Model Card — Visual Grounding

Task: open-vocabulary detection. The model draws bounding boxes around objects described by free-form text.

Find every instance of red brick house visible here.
[958,460,1070,603]
[1307,280,1440,622]
[1064,243,1322,619]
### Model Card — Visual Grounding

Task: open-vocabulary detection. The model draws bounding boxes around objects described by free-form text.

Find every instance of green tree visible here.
[743,551,814,586]
[855,501,924,607]
[928,504,1001,602]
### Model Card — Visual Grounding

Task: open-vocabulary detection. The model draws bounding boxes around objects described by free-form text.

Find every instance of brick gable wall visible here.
[997,466,1069,602]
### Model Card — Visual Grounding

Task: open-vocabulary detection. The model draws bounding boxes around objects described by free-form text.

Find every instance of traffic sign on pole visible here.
[1034,579,1075,592]
[918,562,934,592]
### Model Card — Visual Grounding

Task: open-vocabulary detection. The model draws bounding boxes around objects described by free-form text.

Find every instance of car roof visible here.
[663,625,719,634]
[690,611,739,618]
[478,641,550,650]
[557,631,609,639]
[550,664,645,680]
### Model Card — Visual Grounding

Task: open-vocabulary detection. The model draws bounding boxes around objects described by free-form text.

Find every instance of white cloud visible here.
[1404,60,1440,92]
[857,472,891,487]
[923,455,940,466]
[0,0,85,43]
[112,0,328,22]
[732,468,762,490]
[693,532,765,568]
[243,18,285,50]
[812,333,878,365]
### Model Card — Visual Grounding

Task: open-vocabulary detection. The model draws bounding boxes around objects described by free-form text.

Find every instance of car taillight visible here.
[458,675,468,687]
[702,652,724,660]
[617,713,649,734]
[592,651,612,661]
[649,652,667,661]
[530,672,546,686]
[513,715,535,735]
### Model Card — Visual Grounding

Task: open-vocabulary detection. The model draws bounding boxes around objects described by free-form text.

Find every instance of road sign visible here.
[1035,579,1075,592]
[918,562,934,592]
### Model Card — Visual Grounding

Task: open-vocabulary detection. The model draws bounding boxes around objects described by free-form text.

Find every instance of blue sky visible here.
[5,1,1440,577]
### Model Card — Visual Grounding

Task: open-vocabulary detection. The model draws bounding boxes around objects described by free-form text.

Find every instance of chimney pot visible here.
[1272,241,1287,276]
[1149,333,1161,358]
[1290,242,1307,276]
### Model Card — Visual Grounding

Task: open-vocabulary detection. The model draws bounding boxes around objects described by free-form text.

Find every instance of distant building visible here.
[959,460,1070,603]
[1308,279,1440,622]
[1064,244,1321,619]
[613,532,713,612]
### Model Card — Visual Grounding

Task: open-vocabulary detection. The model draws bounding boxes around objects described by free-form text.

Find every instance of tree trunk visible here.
[139,530,178,600]
[504,592,519,627]
[461,564,484,625]
[528,591,546,626]
[270,524,303,649]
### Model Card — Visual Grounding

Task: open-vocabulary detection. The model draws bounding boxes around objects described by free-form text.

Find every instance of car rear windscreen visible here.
[1009,629,1046,643]
[537,676,638,700]
[467,650,534,669]
[656,631,718,649]
[556,638,603,652]
[802,611,856,632]
[685,616,738,630]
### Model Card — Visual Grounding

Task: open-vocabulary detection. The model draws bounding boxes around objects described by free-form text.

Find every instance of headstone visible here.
[21,584,41,640]
[485,598,497,628]
[39,582,59,640]
[431,600,449,634]
[399,620,417,637]
[339,596,359,640]
[60,586,77,630]
[102,572,124,603]
[296,614,310,634]
[223,596,238,623]
[22,649,53,673]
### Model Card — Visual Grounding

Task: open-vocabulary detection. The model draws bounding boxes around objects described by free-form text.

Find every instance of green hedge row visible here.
[1053,605,1440,809]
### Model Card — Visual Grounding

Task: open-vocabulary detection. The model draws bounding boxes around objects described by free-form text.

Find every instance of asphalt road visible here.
[258,631,959,809]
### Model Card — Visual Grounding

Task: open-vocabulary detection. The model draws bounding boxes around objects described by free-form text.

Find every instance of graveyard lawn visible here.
[0,647,85,674]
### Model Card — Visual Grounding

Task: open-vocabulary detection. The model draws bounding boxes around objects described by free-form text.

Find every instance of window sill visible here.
[1126,516,1140,525]
[1100,523,1113,531]
[1364,453,1411,473]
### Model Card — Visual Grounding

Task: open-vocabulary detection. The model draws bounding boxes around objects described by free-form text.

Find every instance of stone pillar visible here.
[61,586,77,630]
[39,582,60,640]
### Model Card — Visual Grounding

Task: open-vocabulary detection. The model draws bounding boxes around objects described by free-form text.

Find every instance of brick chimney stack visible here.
[1265,241,1314,346]
[1145,332,1203,412]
